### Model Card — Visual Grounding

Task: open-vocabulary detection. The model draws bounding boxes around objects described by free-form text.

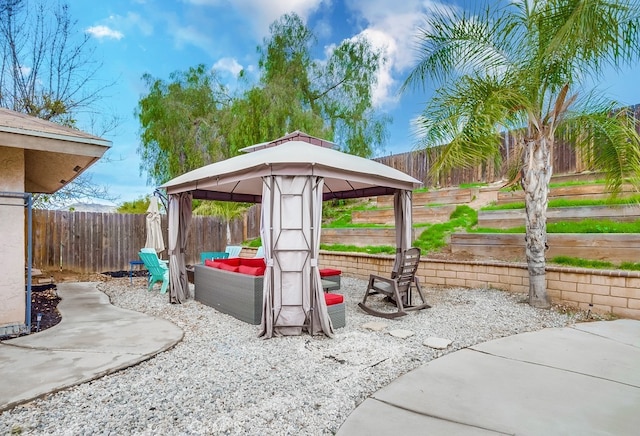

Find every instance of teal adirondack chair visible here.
[139,248,169,293]
[225,245,242,258]
[200,251,229,263]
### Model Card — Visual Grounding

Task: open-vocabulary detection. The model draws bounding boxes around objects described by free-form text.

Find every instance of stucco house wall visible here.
[0,108,110,336]
[0,146,25,334]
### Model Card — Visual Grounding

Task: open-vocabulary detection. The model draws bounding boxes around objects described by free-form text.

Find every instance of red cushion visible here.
[240,258,266,268]
[215,257,240,267]
[217,263,239,273]
[320,268,342,277]
[206,260,228,269]
[324,293,344,306]
[238,265,265,276]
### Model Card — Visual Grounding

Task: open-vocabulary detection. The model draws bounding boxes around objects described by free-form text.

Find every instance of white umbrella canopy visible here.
[144,196,165,254]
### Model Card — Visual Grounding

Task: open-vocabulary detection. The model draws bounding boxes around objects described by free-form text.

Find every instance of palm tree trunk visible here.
[521,130,552,308]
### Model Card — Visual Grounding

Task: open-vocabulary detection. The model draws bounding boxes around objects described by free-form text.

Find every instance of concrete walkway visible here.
[0,282,183,411]
[337,319,640,435]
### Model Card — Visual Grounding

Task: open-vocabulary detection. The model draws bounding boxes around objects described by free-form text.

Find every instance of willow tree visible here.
[136,65,232,186]
[225,12,389,158]
[403,0,640,307]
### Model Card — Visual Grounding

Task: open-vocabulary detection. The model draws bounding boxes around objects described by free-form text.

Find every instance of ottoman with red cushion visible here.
[324,292,345,328]
[320,268,342,291]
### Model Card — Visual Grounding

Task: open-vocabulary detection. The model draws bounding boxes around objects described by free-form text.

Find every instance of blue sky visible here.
[65,0,640,206]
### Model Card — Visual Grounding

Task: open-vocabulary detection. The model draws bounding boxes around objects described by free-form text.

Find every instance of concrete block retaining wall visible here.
[312,250,640,321]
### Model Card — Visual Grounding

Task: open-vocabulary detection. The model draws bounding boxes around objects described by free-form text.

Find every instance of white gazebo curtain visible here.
[258,175,333,338]
[392,189,413,276]
[168,192,193,304]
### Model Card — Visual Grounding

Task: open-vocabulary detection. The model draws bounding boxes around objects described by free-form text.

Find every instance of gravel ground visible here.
[1,276,584,435]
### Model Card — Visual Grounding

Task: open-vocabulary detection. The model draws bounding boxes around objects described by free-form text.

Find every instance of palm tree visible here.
[403,0,640,308]
[193,201,249,245]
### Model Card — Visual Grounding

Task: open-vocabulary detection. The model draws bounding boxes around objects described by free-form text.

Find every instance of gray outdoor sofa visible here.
[193,264,345,328]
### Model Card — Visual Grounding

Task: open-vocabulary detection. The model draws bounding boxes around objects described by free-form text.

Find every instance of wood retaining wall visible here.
[315,251,640,320]
[377,188,476,208]
[352,205,456,225]
[496,183,637,205]
[450,233,640,263]
[320,228,416,247]
[478,205,640,229]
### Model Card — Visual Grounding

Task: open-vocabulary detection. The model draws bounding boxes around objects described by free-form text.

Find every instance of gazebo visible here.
[161,132,421,338]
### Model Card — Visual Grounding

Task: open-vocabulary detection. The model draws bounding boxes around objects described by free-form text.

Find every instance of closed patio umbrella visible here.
[144,196,165,255]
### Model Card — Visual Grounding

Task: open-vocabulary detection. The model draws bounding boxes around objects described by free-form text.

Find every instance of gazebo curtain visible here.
[259,175,333,338]
[168,192,193,304]
[392,189,413,277]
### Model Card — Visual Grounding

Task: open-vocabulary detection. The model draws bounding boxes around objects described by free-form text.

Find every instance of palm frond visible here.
[402,3,518,92]
[560,103,640,193]
[414,74,529,176]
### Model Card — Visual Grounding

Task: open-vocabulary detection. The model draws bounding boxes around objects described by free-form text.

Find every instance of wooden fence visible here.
[30,210,252,273]
[375,104,640,187]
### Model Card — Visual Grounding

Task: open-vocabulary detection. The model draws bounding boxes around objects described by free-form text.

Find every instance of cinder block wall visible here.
[312,250,640,320]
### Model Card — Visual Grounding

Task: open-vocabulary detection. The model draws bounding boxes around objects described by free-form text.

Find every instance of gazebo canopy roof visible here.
[161,132,421,202]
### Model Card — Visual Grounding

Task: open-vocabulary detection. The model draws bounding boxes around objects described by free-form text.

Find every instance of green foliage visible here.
[413,205,477,253]
[322,199,379,227]
[246,238,262,248]
[618,262,640,271]
[319,244,396,255]
[117,196,152,214]
[550,256,614,269]
[136,65,231,186]
[474,219,640,234]
[458,182,487,189]
[192,201,249,220]
[549,179,607,188]
[482,195,640,211]
[547,220,640,234]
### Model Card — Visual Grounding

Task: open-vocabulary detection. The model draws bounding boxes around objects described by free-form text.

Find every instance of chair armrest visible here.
[369,274,395,286]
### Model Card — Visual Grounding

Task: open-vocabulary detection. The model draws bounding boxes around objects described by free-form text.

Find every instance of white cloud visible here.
[213,57,244,76]
[86,25,124,40]
[343,0,459,108]
[123,12,154,37]
[355,28,399,108]
[185,0,324,37]
[172,24,212,50]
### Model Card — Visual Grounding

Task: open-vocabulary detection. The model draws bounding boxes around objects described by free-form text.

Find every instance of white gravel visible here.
[1,276,583,435]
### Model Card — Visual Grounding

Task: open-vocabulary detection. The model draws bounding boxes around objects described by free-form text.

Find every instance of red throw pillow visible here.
[204,259,228,268]
[238,265,265,276]
[320,268,342,277]
[216,257,240,267]
[217,263,240,273]
[324,293,344,306]
[241,258,266,268]
[205,260,227,269]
